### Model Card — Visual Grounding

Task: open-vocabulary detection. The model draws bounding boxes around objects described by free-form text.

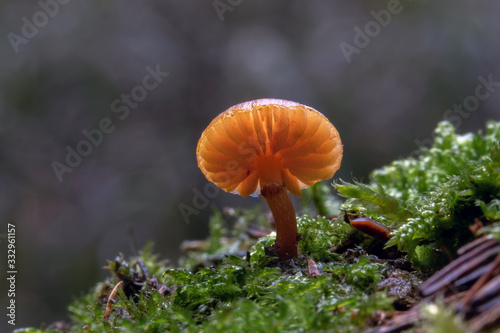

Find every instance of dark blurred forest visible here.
[0,0,499,329]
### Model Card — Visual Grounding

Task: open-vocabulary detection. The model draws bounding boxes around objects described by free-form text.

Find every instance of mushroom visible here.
[196,99,343,259]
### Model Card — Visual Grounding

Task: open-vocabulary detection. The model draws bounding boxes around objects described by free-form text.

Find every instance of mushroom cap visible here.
[196,98,343,197]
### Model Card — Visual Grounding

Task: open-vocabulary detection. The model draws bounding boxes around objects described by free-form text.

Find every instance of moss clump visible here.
[21,210,395,333]
[30,233,394,333]
[297,214,352,261]
[336,121,500,268]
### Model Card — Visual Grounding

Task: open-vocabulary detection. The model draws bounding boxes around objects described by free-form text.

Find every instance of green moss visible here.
[24,232,389,333]
[336,121,500,268]
[297,215,351,261]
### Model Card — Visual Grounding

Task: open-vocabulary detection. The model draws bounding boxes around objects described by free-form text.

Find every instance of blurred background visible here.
[0,0,499,329]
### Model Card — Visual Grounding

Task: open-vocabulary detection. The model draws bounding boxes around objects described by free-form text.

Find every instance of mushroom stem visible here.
[262,183,298,259]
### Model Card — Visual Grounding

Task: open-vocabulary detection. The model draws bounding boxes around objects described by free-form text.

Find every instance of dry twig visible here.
[308,259,321,278]
[104,281,124,322]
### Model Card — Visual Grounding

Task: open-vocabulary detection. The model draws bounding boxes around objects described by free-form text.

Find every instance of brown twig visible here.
[308,259,321,278]
[459,252,500,309]
[104,281,124,322]
[420,240,500,297]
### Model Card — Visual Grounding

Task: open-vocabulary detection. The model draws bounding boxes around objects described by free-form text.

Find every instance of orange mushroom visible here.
[196,99,343,259]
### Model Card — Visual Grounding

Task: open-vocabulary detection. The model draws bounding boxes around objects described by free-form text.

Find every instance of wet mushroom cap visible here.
[196,98,343,197]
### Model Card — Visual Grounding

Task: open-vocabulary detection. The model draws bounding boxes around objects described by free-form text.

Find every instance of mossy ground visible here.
[17,121,500,333]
